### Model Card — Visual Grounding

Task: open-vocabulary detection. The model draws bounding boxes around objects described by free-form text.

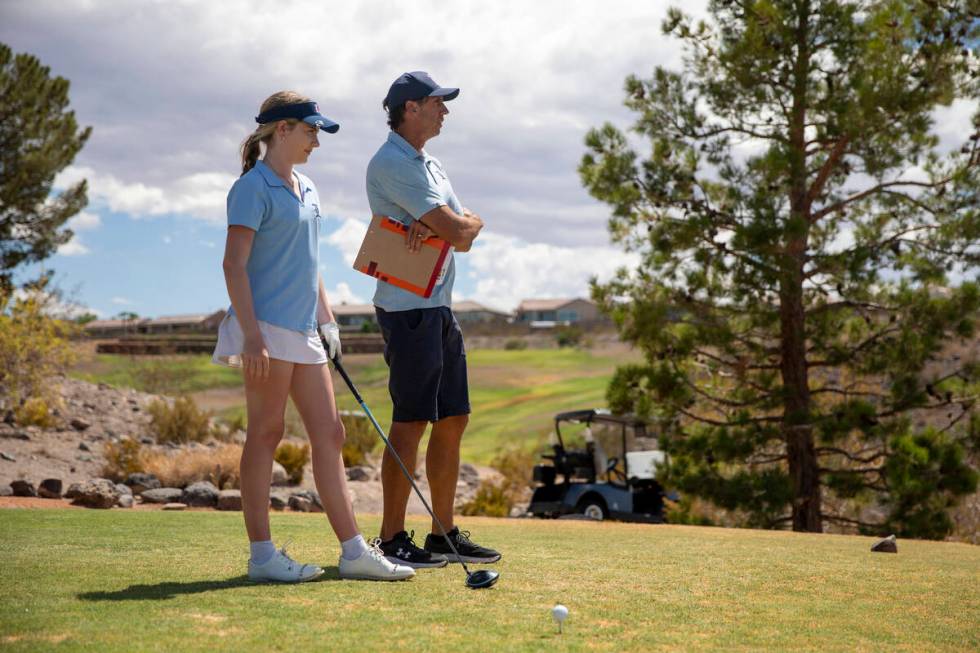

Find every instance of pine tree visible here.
[580,0,980,537]
[0,43,91,295]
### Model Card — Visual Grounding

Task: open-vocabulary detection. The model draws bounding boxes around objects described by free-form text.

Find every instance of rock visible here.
[288,495,319,512]
[139,437,155,445]
[1,452,15,462]
[162,502,187,511]
[115,483,132,497]
[141,487,184,504]
[346,466,372,482]
[1,430,29,441]
[76,454,93,462]
[459,463,479,481]
[117,494,134,508]
[871,534,898,553]
[269,492,289,511]
[217,489,242,511]
[0,485,11,496]
[125,473,161,494]
[10,480,37,497]
[181,481,219,507]
[38,479,63,499]
[70,418,91,431]
[69,478,119,509]
[78,442,91,452]
[271,461,289,486]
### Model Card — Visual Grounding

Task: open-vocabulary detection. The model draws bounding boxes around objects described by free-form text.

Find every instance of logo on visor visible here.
[314,103,320,113]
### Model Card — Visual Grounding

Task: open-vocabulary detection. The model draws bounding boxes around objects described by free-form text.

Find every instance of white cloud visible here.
[463,232,639,311]
[67,211,101,231]
[325,282,364,306]
[54,166,235,224]
[324,218,368,266]
[111,296,134,306]
[56,239,90,256]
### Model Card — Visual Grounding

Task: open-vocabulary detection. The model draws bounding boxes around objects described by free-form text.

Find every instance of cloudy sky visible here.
[4,1,975,319]
[1,0,714,318]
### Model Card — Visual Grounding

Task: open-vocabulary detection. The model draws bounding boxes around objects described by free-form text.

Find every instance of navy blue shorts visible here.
[375,306,471,423]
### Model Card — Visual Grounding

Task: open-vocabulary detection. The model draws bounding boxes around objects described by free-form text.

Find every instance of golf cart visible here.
[528,409,670,523]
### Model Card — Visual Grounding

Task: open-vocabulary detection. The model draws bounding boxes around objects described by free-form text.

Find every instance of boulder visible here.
[69,478,119,509]
[0,485,12,496]
[10,480,36,497]
[288,495,320,513]
[78,442,91,452]
[459,463,479,482]
[125,473,161,494]
[271,461,289,486]
[269,492,289,511]
[70,418,91,431]
[346,466,372,482]
[871,534,898,553]
[115,483,132,497]
[140,487,184,504]
[38,479,63,499]
[1,452,15,462]
[117,494,134,508]
[162,502,187,511]
[217,489,242,511]
[181,481,219,507]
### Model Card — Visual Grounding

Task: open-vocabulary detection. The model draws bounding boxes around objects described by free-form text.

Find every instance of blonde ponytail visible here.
[239,90,312,176]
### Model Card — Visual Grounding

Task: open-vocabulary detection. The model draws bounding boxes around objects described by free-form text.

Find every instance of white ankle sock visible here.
[250,540,276,565]
[340,534,369,561]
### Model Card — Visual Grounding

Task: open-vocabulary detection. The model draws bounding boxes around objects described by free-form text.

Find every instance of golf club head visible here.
[466,569,499,589]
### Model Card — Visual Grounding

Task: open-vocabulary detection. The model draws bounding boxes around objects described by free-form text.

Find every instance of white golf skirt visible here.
[211,313,327,367]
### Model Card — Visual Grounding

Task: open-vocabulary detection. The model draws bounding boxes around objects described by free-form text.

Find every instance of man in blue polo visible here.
[366,71,500,569]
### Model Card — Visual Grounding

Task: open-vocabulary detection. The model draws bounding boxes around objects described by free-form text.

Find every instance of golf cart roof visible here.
[554,409,648,428]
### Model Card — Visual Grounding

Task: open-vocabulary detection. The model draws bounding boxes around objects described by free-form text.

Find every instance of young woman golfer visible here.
[213,91,414,582]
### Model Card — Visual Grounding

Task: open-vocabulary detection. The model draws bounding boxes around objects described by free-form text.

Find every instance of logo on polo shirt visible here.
[311,203,321,220]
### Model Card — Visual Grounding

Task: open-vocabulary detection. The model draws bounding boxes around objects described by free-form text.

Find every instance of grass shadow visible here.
[78,567,342,601]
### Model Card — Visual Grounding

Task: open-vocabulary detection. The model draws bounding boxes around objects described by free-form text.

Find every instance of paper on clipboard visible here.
[352,215,453,298]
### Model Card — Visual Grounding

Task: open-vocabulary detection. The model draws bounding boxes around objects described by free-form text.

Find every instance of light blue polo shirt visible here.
[366,131,461,311]
[225,160,322,332]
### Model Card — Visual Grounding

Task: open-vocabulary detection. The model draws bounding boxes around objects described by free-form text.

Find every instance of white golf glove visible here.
[318,321,342,361]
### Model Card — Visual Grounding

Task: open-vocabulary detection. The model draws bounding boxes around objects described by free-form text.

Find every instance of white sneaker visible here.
[338,541,415,581]
[248,542,324,583]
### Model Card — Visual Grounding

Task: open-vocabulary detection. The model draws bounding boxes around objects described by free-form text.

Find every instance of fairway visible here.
[69,346,641,464]
[1,509,977,652]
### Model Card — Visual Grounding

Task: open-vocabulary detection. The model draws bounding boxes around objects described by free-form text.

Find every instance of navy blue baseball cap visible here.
[383,71,459,110]
[256,101,340,133]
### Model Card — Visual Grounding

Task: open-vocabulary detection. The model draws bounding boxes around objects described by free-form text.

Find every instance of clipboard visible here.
[352,215,453,298]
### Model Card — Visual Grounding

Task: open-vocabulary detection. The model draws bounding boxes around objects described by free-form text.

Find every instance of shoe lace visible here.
[455,529,472,544]
[367,539,387,562]
[278,539,298,571]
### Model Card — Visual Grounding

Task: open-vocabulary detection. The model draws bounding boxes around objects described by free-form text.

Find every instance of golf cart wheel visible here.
[576,496,608,521]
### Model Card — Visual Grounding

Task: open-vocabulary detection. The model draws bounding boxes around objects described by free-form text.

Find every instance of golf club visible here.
[325,343,499,590]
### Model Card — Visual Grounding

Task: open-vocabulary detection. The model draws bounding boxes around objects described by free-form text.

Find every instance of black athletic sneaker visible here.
[376,530,448,569]
[424,527,502,564]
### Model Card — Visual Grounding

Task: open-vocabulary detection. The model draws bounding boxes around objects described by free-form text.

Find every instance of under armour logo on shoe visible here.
[396,547,410,558]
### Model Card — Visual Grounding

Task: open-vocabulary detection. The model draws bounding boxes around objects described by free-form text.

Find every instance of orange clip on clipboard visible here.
[352,215,453,298]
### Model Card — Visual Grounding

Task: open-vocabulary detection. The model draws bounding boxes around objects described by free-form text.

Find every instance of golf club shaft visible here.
[328,351,474,576]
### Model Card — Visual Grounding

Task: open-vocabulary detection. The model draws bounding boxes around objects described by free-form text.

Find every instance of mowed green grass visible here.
[69,347,637,464]
[0,509,977,652]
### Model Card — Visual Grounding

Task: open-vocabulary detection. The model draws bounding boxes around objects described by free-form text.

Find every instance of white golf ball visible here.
[552,604,569,623]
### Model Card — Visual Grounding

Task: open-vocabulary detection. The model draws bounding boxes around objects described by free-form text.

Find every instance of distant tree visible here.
[74,312,98,325]
[0,42,91,295]
[113,311,139,322]
[580,0,980,537]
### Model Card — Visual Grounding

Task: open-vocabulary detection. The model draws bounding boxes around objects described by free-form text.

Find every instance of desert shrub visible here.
[133,357,193,395]
[460,447,536,517]
[504,338,527,351]
[275,441,310,485]
[555,325,583,348]
[210,412,246,442]
[141,443,242,489]
[0,283,76,418]
[102,438,145,482]
[147,395,211,444]
[14,396,58,428]
[340,411,377,467]
[460,480,511,517]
